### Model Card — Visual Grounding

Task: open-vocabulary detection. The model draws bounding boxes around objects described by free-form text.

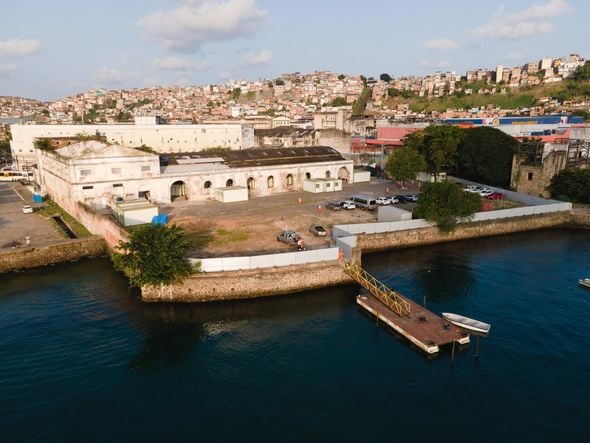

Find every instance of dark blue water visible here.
[1,229,589,442]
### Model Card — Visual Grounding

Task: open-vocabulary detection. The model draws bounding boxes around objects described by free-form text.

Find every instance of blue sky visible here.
[1,0,588,101]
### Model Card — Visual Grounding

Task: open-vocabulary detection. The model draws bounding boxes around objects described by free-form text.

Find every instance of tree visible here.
[232,88,241,100]
[385,147,426,187]
[337,74,345,80]
[380,73,392,83]
[330,96,348,107]
[112,224,194,287]
[275,79,285,86]
[405,125,464,180]
[413,182,481,233]
[548,168,590,203]
[455,126,519,187]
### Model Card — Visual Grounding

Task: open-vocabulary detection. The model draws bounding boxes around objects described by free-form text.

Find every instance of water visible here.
[1,229,589,442]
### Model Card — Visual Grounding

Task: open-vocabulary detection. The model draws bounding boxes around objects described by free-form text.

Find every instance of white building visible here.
[10,122,255,170]
[36,141,355,216]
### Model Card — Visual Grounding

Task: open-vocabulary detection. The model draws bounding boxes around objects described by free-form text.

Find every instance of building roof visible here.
[55,141,152,159]
[254,126,315,137]
[165,146,345,168]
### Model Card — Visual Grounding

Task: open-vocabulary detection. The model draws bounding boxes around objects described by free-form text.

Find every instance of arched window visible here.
[204,180,212,189]
[267,176,274,189]
[247,177,255,190]
[305,172,311,179]
[325,170,331,178]
[226,179,233,187]
[286,174,293,186]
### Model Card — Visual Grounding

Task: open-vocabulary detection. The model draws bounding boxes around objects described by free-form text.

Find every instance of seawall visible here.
[0,237,106,274]
[141,211,583,303]
[141,261,353,302]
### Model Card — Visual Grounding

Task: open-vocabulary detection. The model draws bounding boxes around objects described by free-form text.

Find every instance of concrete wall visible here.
[141,262,353,303]
[0,237,106,273]
[356,211,572,252]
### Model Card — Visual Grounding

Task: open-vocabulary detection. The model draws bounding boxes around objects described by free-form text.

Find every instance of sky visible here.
[1,0,589,101]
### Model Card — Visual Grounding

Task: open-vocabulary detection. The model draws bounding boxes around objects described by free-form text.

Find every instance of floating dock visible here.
[357,294,469,354]
[343,260,469,354]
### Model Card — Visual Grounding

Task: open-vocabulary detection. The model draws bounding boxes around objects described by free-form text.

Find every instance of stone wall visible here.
[356,212,572,252]
[141,261,353,303]
[0,237,106,273]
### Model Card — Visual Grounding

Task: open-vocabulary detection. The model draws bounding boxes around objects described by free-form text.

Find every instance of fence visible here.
[192,247,340,273]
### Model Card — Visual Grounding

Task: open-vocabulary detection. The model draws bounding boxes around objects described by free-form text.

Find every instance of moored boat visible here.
[579,278,590,289]
[442,312,491,335]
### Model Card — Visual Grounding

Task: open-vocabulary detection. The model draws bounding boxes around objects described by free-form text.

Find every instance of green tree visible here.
[112,224,194,287]
[330,96,348,107]
[115,111,132,122]
[413,181,481,233]
[405,125,464,180]
[338,74,346,80]
[380,73,392,82]
[385,147,426,186]
[455,126,519,187]
[548,168,590,203]
[275,79,285,86]
[569,61,590,81]
[232,88,241,100]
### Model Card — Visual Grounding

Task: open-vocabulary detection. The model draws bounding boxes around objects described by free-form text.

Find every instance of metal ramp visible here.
[343,260,411,317]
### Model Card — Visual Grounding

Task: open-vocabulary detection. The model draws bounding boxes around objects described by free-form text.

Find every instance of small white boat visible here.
[579,278,590,289]
[442,312,491,335]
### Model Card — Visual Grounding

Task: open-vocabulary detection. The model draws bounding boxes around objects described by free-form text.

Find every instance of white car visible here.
[376,197,391,205]
[339,200,356,210]
[22,204,33,214]
[463,185,479,193]
[478,189,494,197]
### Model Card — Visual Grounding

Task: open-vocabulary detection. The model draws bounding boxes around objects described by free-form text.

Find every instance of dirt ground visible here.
[165,179,418,257]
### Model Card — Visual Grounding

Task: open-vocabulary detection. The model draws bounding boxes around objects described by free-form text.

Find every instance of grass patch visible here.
[36,200,92,238]
[185,229,215,249]
[211,228,250,246]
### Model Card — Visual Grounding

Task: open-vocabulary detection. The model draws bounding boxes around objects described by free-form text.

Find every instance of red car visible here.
[486,192,505,200]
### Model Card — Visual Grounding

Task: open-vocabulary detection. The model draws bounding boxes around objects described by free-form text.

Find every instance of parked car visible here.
[376,196,391,205]
[463,185,479,193]
[325,201,342,211]
[487,192,505,200]
[394,194,409,203]
[339,200,356,210]
[309,224,327,236]
[21,204,33,214]
[389,196,400,204]
[478,189,494,197]
[404,194,419,202]
[277,230,301,245]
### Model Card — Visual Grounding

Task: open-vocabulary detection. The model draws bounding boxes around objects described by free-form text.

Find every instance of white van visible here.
[351,194,377,211]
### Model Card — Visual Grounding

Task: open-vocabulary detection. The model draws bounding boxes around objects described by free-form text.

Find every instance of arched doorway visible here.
[267,176,274,189]
[286,174,293,187]
[170,180,186,201]
[226,178,233,187]
[338,167,349,182]
[247,177,255,190]
[305,172,311,179]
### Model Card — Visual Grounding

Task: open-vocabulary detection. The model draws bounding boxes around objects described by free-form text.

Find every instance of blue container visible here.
[33,194,43,203]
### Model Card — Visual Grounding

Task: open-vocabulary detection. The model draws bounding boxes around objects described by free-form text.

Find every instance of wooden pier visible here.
[344,261,470,354]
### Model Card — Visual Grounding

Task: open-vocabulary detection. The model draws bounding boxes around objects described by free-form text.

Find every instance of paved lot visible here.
[166,178,420,257]
[0,182,63,251]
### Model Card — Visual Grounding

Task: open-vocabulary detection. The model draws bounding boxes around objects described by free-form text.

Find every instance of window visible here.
[204,181,212,189]
[141,166,151,172]
[226,179,233,187]
[111,167,121,174]
[113,183,123,188]
[286,174,293,186]
[80,169,91,176]
[305,172,311,179]
[325,170,331,178]
[528,172,534,181]
[82,185,93,190]
[267,176,274,189]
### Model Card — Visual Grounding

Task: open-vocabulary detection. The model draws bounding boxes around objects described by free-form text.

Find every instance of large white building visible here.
[37,141,355,215]
[10,122,255,170]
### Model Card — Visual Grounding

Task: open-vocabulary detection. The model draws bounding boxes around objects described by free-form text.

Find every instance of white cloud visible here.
[137,0,267,53]
[424,38,461,50]
[153,57,194,71]
[0,63,17,75]
[0,39,42,57]
[470,0,570,39]
[243,49,272,65]
[419,60,452,69]
[92,67,137,85]
[507,51,524,60]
